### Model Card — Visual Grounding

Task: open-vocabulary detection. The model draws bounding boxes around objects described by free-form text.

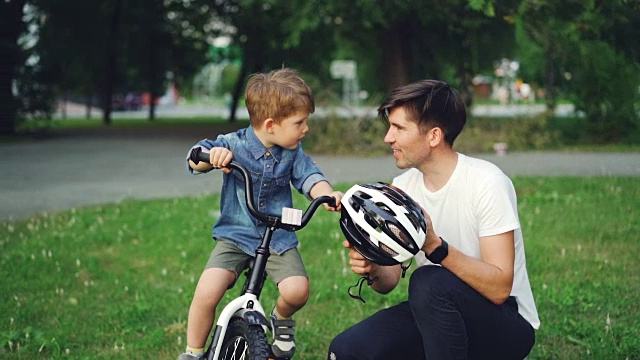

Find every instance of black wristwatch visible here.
[426,237,449,264]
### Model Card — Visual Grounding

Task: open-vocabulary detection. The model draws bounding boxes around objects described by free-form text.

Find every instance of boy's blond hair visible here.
[245,68,315,127]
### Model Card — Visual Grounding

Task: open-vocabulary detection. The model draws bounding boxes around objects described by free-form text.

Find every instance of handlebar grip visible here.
[189,147,210,164]
[315,195,337,208]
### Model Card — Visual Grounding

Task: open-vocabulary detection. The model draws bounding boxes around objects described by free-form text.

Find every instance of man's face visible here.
[272,110,310,149]
[383,107,430,169]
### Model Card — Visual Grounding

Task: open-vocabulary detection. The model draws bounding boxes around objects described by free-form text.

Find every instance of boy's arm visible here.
[309,180,343,211]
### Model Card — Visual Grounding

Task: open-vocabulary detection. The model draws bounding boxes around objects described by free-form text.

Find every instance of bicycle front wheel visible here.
[220,317,269,360]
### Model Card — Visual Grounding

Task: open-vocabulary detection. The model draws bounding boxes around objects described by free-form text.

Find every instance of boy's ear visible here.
[264,118,275,133]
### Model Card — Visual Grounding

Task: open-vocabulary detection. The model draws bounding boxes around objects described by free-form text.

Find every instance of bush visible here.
[305,112,390,155]
[566,41,640,143]
[305,112,562,156]
[456,113,561,153]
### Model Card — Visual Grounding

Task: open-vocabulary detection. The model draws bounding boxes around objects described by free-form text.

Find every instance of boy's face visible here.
[272,110,310,149]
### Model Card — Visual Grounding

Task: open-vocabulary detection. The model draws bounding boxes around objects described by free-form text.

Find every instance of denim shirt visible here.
[187,126,328,255]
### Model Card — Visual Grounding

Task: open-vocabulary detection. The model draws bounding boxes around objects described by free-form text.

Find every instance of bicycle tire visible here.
[219,317,270,360]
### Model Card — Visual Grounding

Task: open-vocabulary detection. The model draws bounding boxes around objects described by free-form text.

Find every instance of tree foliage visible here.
[518,0,640,142]
[2,0,639,142]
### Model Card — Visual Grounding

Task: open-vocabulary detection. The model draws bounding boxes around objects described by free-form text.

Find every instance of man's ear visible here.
[428,127,444,147]
[264,118,275,133]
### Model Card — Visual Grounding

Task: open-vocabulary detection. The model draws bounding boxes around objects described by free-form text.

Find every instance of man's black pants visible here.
[328,266,535,360]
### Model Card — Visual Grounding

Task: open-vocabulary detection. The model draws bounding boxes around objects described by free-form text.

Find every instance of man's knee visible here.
[327,332,355,360]
[409,266,457,306]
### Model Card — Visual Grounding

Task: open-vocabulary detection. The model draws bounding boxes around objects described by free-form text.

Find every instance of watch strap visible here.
[426,237,449,264]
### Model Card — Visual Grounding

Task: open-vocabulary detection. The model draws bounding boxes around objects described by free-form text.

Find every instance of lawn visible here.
[2,177,639,359]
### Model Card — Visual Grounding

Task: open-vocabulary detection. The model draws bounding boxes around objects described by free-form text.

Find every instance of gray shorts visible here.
[206,240,307,286]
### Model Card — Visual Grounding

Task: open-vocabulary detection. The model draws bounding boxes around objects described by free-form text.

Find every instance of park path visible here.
[1,124,639,220]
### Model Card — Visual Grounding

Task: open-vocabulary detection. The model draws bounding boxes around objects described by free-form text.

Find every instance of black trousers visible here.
[328,266,535,360]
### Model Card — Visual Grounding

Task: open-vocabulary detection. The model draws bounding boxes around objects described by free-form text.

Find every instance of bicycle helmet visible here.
[339,182,427,266]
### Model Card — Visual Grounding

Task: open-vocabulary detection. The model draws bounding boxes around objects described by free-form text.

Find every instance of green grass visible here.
[2,177,640,359]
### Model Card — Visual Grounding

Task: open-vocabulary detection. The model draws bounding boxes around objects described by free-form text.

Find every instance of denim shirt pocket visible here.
[275,173,291,187]
[230,165,263,185]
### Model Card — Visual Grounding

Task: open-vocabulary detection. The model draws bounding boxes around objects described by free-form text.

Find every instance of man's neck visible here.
[420,150,458,192]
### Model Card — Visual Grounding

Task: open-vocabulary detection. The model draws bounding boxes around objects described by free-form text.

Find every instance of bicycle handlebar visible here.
[189,147,336,231]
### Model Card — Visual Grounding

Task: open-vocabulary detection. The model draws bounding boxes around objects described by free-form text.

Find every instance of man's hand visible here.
[343,240,374,276]
[342,240,402,294]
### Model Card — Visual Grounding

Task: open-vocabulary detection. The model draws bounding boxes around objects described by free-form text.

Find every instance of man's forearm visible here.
[440,245,514,304]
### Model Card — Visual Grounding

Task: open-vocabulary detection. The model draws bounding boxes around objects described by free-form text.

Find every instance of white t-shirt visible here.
[392,153,540,329]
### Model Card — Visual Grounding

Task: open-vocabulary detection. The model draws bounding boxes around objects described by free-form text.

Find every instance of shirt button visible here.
[263,183,268,187]
[260,202,264,207]
[265,152,271,157]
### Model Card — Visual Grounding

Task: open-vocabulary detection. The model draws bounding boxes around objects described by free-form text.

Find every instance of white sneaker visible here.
[177,352,204,360]
[270,312,296,359]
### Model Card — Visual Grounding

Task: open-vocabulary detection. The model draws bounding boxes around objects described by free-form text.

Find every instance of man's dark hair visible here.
[378,80,467,146]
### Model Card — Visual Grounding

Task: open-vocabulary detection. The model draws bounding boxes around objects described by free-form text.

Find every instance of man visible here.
[328,80,539,359]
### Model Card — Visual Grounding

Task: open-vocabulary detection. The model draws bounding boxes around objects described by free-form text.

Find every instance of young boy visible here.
[178,68,343,360]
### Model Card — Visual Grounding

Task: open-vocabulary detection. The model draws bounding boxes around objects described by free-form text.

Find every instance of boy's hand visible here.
[209,147,233,173]
[323,191,344,212]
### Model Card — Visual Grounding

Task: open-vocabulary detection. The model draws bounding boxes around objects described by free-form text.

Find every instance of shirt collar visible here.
[246,125,283,162]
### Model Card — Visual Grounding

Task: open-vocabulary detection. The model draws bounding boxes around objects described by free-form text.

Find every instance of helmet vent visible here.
[389,223,411,245]
[376,203,396,216]
[355,191,372,200]
[379,242,398,256]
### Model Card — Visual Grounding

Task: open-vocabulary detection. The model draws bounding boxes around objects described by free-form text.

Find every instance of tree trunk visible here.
[379,23,411,91]
[102,0,123,126]
[145,3,160,123]
[457,39,474,109]
[544,56,557,111]
[85,92,93,119]
[149,95,157,121]
[61,93,67,119]
[0,0,27,136]
[228,58,250,123]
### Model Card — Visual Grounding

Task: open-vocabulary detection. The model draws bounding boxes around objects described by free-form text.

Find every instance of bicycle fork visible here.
[207,293,271,360]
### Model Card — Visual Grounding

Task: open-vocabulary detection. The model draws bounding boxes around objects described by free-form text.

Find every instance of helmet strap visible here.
[348,273,378,303]
[401,259,413,278]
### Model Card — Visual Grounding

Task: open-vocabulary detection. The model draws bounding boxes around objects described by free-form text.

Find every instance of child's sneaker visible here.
[270,311,296,359]
[176,352,204,360]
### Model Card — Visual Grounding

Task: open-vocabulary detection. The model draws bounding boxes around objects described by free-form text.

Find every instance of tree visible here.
[2,0,215,131]
[265,0,517,104]
[0,0,28,135]
[208,0,516,120]
[517,0,586,110]
[518,0,640,142]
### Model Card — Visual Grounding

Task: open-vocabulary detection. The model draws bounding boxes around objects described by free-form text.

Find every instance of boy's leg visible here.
[180,240,249,359]
[267,247,309,317]
[187,267,236,348]
[267,248,308,358]
[275,275,309,318]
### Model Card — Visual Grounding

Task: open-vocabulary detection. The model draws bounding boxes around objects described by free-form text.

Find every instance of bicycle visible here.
[189,147,337,360]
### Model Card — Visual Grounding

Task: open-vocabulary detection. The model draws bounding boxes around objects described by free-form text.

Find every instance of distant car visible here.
[112,93,142,111]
